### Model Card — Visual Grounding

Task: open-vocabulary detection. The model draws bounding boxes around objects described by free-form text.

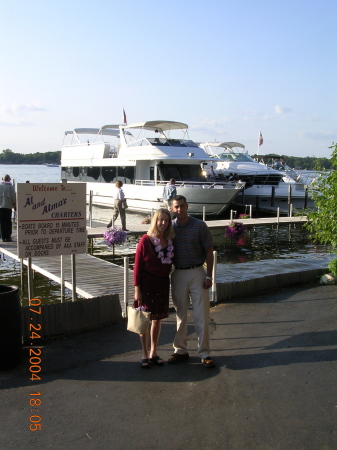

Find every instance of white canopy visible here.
[202,142,245,149]
[64,128,120,137]
[123,120,188,132]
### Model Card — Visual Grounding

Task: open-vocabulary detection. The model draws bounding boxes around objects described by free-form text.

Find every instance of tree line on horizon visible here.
[0,148,333,170]
[251,153,332,170]
[0,149,61,165]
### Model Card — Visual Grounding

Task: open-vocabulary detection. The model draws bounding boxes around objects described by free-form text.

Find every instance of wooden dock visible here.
[0,240,134,316]
[0,216,309,313]
[87,216,309,238]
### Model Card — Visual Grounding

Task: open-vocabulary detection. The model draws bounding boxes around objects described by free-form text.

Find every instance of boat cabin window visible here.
[73,167,80,179]
[87,166,100,181]
[102,167,117,183]
[159,164,204,182]
[116,166,135,184]
[61,166,83,181]
[62,165,135,184]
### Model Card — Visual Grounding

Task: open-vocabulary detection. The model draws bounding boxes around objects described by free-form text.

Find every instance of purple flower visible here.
[225,221,247,240]
[141,215,151,224]
[103,227,127,246]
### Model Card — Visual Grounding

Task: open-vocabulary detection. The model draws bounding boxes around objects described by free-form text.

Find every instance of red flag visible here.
[258,131,263,146]
[123,108,127,125]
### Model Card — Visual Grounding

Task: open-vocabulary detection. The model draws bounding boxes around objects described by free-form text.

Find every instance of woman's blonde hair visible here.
[147,208,175,240]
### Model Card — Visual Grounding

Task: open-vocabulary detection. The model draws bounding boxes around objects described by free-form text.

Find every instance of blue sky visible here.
[1,0,336,158]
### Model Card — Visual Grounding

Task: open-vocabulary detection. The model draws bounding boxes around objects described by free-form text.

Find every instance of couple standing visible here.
[133,195,215,369]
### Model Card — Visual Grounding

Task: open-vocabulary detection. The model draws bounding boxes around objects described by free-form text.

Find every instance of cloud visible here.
[0,120,35,127]
[0,102,48,116]
[190,117,232,135]
[298,130,336,141]
[274,105,292,114]
[242,110,272,122]
[303,116,320,122]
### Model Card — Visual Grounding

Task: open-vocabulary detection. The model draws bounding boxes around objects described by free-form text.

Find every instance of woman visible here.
[110,180,128,231]
[133,208,174,368]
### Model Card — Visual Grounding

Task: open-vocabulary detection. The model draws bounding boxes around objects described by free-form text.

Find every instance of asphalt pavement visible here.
[1,282,337,449]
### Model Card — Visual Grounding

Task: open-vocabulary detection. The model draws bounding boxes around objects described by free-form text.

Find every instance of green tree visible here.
[0,149,60,164]
[305,142,337,275]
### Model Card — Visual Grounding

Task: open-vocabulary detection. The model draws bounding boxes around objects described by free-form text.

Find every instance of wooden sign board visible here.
[17,183,87,259]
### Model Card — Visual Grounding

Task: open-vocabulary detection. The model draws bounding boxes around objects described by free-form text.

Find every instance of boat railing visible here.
[134,180,244,190]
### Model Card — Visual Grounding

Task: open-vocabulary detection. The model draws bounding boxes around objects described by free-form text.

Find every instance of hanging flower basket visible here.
[141,215,151,224]
[225,221,247,241]
[103,227,127,246]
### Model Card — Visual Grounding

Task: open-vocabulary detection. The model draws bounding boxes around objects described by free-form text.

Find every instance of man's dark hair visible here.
[171,195,187,204]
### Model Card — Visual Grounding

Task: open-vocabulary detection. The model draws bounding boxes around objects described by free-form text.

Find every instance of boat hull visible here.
[81,181,241,217]
[236,183,315,213]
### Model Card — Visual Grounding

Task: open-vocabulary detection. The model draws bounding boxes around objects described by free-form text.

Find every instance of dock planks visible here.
[0,216,309,314]
[0,241,134,315]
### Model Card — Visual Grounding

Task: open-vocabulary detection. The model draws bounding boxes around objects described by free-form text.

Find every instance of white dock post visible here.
[249,204,252,218]
[203,206,206,222]
[20,258,24,294]
[71,254,77,302]
[60,255,65,303]
[211,250,217,303]
[289,204,293,217]
[89,190,93,228]
[27,257,33,300]
[230,210,233,221]
[277,207,280,224]
[123,256,129,318]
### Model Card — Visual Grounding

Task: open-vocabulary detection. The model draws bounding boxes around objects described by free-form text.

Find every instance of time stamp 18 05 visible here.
[28,298,42,431]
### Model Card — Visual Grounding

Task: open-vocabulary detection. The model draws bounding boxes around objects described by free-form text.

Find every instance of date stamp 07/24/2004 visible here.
[28,298,42,431]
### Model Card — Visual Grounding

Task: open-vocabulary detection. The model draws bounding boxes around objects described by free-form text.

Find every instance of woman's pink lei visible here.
[152,236,174,264]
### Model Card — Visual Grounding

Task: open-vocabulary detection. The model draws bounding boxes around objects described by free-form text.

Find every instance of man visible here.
[112,180,128,231]
[168,195,216,368]
[162,178,177,210]
[0,175,16,242]
[208,165,216,179]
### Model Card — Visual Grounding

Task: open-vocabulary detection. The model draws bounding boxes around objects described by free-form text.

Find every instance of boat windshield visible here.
[127,137,200,148]
[217,152,255,162]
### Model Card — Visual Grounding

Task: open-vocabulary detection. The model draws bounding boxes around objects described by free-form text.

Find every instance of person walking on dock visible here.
[168,195,216,368]
[0,175,16,242]
[162,178,177,211]
[133,208,175,368]
[108,180,128,231]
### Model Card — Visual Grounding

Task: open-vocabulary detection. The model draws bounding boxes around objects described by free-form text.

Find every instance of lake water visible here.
[0,165,333,303]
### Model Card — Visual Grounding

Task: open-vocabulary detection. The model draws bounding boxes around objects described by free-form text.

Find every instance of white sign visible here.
[17,183,87,259]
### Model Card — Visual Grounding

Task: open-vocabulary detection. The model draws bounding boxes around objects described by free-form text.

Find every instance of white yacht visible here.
[200,142,314,212]
[61,121,244,217]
